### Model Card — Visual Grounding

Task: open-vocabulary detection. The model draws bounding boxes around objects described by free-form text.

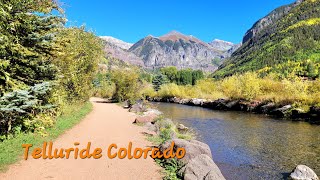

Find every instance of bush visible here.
[220,75,242,99]
[110,68,141,103]
[157,83,184,98]
[239,72,262,100]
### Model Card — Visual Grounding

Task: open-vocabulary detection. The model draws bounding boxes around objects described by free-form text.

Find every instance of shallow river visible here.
[152,102,320,180]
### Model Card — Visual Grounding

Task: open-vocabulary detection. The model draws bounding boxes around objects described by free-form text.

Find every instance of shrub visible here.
[239,72,262,100]
[111,68,141,103]
[157,83,184,98]
[140,83,157,98]
[220,75,242,99]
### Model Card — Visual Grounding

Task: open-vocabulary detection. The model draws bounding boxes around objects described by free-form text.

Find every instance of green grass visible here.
[0,102,93,171]
[155,158,184,180]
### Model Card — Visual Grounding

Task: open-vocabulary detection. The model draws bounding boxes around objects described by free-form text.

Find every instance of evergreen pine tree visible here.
[0,0,65,94]
[152,74,169,91]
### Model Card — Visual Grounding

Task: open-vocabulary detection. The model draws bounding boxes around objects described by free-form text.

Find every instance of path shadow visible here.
[93,99,117,104]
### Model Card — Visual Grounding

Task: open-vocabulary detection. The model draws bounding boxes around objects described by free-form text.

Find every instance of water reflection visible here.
[153,102,320,180]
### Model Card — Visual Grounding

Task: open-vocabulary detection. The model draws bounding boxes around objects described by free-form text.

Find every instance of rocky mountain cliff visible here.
[100,36,133,50]
[209,39,241,56]
[209,39,234,51]
[101,37,145,67]
[242,0,304,44]
[101,32,240,71]
[128,31,236,71]
[214,0,320,78]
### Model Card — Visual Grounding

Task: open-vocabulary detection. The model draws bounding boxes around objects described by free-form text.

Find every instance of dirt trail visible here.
[0,98,161,180]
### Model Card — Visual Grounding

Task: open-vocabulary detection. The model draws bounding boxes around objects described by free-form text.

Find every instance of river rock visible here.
[179,98,191,104]
[225,100,240,110]
[133,115,157,124]
[160,139,212,164]
[260,103,276,114]
[144,122,157,132]
[290,165,319,180]
[310,106,320,115]
[129,103,147,113]
[183,154,226,180]
[189,98,206,106]
[123,100,130,108]
[271,105,292,117]
[177,124,189,131]
[172,97,181,103]
[291,108,308,119]
[144,109,162,116]
[246,100,262,112]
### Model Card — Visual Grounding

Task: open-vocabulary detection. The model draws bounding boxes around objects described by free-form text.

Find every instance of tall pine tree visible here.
[0,0,65,94]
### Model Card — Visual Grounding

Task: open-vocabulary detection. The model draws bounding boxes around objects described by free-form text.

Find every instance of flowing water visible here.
[153,102,320,180]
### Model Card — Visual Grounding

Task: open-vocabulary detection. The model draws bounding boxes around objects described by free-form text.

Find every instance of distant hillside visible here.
[128,31,237,71]
[214,0,320,78]
[100,36,133,50]
[101,32,240,71]
[101,37,145,67]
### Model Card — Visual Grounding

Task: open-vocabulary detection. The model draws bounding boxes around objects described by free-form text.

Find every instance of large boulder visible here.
[291,108,309,119]
[189,98,206,106]
[133,108,161,124]
[171,97,181,103]
[129,103,147,113]
[225,100,241,110]
[290,165,319,180]
[183,154,225,180]
[177,124,189,131]
[144,122,157,132]
[213,99,229,110]
[179,99,191,104]
[160,139,212,164]
[133,115,157,124]
[144,108,162,116]
[310,106,320,116]
[259,103,276,114]
[270,105,292,117]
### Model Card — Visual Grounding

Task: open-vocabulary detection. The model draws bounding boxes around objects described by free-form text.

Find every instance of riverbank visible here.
[129,102,226,180]
[147,97,320,124]
[0,98,161,179]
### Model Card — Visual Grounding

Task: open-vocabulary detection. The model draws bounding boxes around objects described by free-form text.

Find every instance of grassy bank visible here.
[144,72,320,111]
[0,102,93,171]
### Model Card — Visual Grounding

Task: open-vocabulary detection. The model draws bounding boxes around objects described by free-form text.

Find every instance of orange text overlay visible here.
[22,142,185,160]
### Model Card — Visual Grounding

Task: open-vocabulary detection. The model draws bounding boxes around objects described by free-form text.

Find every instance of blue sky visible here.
[62,0,295,44]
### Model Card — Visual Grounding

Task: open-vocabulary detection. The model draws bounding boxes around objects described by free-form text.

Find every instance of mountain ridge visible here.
[214,0,320,78]
[101,31,241,71]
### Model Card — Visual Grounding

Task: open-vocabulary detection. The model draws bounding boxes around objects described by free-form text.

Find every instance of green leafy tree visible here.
[53,27,104,102]
[160,66,178,83]
[177,69,193,85]
[111,68,141,103]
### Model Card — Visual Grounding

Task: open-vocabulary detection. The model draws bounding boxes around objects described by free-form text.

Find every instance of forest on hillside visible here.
[214,0,320,79]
